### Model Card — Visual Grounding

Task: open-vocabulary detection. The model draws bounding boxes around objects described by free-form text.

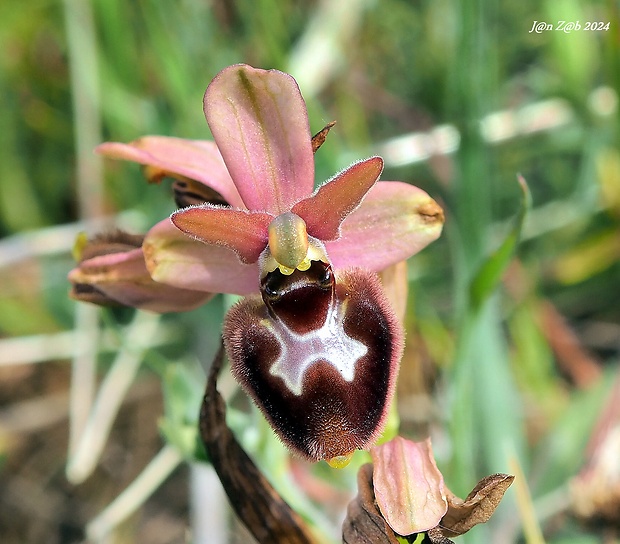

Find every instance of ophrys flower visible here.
[70,64,445,465]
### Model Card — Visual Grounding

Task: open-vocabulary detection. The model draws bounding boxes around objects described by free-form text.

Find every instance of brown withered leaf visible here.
[439,473,514,538]
[199,343,317,544]
[311,121,336,153]
[426,527,454,544]
[342,464,400,544]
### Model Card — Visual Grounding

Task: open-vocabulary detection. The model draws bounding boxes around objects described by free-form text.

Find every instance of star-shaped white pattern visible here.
[263,300,368,396]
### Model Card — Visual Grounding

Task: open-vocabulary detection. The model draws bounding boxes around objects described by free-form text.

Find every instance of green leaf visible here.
[159,419,199,459]
[469,175,531,311]
[159,361,204,458]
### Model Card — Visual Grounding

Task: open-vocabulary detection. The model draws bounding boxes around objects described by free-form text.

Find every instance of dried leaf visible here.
[311,121,336,153]
[199,343,317,544]
[342,464,400,544]
[426,527,454,544]
[440,474,514,538]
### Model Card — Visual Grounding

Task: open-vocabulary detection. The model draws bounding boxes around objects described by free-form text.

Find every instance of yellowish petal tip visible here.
[326,451,354,469]
[278,264,295,275]
[297,257,311,271]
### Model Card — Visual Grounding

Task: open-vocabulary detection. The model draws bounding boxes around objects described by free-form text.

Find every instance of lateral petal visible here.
[292,156,383,241]
[170,205,272,264]
[325,182,444,271]
[204,64,314,213]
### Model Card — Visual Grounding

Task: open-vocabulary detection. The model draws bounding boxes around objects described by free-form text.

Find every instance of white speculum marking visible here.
[263,300,368,396]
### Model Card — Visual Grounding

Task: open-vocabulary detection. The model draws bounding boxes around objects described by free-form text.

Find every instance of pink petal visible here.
[292,157,383,241]
[204,64,314,213]
[96,136,244,208]
[325,182,444,271]
[170,205,272,264]
[69,247,212,312]
[371,437,447,535]
[143,220,260,295]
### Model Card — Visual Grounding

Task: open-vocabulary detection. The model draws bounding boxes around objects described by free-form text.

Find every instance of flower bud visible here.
[371,437,447,535]
[68,230,211,312]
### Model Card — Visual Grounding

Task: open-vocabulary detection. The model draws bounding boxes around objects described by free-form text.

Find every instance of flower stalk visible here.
[199,342,318,544]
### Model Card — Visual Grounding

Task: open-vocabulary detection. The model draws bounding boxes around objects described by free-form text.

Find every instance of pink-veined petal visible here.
[69,247,212,312]
[292,156,383,241]
[325,182,444,271]
[171,205,272,264]
[204,64,314,213]
[143,220,260,295]
[96,136,244,208]
[371,437,447,536]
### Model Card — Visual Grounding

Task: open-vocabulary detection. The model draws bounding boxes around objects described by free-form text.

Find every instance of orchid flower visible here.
[69,64,444,466]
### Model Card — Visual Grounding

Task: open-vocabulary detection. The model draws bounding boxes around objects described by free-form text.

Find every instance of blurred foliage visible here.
[0,0,619,543]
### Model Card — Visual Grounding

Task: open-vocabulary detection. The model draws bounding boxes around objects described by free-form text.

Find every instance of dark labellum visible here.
[223,263,403,462]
